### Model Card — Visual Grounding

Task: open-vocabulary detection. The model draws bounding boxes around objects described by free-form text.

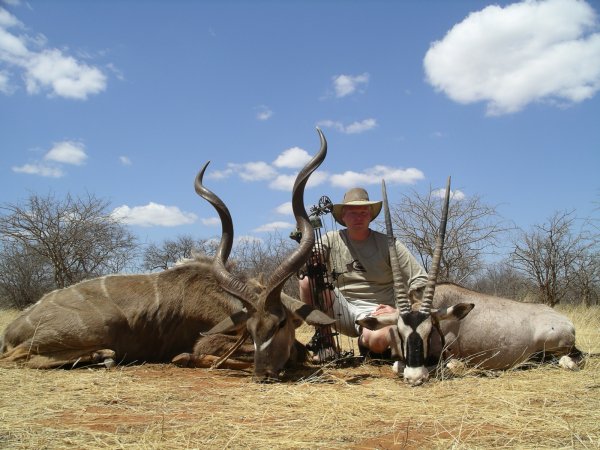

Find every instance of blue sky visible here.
[1,0,599,258]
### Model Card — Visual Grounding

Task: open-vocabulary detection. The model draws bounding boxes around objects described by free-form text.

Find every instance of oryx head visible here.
[195,129,334,382]
[356,177,473,386]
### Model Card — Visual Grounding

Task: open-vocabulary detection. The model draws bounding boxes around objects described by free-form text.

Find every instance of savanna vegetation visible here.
[0,191,599,448]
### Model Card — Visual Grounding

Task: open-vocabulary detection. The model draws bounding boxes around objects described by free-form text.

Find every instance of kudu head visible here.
[195,129,334,382]
[356,178,474,386]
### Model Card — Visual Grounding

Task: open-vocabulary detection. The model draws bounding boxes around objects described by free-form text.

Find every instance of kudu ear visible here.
[203,309,249,335]
[432,303,474,322]
[355,311,399,331]
[280,294,335,326]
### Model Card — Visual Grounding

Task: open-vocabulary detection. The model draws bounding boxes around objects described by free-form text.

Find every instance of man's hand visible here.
[371,304,396,316]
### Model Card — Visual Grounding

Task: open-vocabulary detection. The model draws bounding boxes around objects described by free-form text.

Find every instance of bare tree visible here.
[470,259,534,301]
[0,192,138,291]
[388,187,507,284]
[141,232,301,296]
[0,241,54,309]
[510,210,594,306]
[142,235,218,271]
[231,232,300,298]
[568,246,599,306]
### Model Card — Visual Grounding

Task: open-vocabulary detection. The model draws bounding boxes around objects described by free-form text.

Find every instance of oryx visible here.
[357,178,582,386]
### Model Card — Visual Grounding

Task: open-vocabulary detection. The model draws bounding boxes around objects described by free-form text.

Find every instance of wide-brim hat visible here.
[332,187,382,226]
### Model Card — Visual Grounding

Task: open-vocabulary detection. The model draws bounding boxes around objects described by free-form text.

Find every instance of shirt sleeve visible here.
[394,238,428,294]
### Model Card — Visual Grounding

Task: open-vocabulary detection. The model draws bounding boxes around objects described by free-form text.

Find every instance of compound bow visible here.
[291,195,356,365]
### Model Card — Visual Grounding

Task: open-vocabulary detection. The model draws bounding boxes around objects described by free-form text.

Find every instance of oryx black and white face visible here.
[357,303,474,386]
[396,311,436,385]
[371,175,468,385]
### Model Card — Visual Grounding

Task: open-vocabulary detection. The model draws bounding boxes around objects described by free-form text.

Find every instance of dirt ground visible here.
[1,356,599,449]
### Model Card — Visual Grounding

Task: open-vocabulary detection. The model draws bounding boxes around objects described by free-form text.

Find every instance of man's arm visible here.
[394,239,428,297]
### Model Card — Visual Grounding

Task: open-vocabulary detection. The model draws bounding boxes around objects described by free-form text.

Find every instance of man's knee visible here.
[361,327,392,354]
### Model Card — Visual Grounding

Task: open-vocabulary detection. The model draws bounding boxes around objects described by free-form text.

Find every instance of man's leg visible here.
[360,327,395,354]
[358,304,397,358]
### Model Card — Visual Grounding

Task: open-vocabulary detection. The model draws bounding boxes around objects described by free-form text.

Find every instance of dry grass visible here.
[0,306,599,449]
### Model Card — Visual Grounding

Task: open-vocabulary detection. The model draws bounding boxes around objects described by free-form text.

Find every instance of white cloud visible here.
[269,169,329,191]
[332,73,369,97]
[345,118,377,134]
[432,188,465,201]
[11,162,64,178]
[317,118,377,134]
[255,104,273,121]
[0,7,107,99]
[269,174,296,191]
[112,202,198,227]
[119,156,132,166]
[307,170,329,188]
[0,7,22,30]
[227,161,277,181]
[106,62,124,81]
[201,217,220,226]
[330,166,424,188]
[316,120,343,132]
[272,146,312,168]
[424,0,600,115]
[206,167,234,180]
[12,140,87,177]
[24,49,106,99]
[0,22,28,60]
[253,221,295,233]
[44,140,87,165]
[0,69,11,93]
[205,146,326,188]
[275,202,293,215]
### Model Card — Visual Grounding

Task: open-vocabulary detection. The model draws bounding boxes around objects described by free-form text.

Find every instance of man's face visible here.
[342,205,371,229]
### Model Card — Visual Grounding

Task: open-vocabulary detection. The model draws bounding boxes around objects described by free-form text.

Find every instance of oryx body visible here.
[433,282,580,370]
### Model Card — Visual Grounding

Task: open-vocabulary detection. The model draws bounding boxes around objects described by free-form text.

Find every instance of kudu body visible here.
[0,257,252,368]
[357,179,581,386]
[0,130,333,381]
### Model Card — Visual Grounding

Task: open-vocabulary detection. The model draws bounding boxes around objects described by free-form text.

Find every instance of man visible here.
[299,187,428,362]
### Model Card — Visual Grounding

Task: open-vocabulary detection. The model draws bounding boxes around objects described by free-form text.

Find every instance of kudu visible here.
[357,179,582,386]
[0,129,333,382]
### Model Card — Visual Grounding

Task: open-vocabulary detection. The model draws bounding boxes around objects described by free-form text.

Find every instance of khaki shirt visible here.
[322,229,427,306]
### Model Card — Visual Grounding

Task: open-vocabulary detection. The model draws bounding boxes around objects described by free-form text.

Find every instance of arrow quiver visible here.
[291,196,355,364]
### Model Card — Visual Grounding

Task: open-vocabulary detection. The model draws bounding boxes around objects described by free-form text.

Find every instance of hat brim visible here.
[332,200,383,226]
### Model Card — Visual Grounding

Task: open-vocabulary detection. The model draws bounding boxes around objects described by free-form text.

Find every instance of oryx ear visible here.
[432,303,474,322]
[280,294,335,326]
[355,311,399,330]
[203,309,249,335]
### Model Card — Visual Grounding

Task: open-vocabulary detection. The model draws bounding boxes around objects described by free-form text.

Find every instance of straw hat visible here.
[332,187,382,226]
